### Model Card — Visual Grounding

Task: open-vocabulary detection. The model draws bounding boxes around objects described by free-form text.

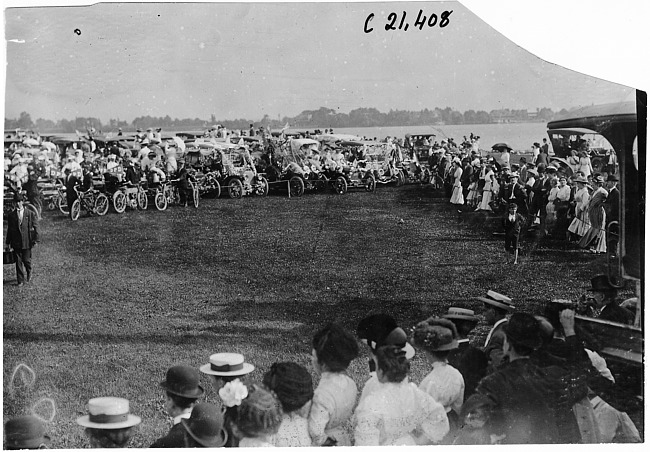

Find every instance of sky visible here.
[2,1,646,124]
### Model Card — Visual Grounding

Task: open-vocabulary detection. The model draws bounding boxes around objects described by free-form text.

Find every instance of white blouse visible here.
[418,361,465,415]
[308,372,358,446]
[271,412,311,447]
[353,379,449,446]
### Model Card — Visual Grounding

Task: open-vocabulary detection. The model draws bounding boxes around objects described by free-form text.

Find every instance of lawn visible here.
[3,184,640,447]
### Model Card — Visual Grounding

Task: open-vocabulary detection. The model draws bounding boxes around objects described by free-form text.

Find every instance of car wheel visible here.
[364,175,376,192]
[334,176,347,195]
[256,176,269,197]
[289,176,305,197]
[113,191,126,213]
[228,178,244,199]
[95,193,109,216]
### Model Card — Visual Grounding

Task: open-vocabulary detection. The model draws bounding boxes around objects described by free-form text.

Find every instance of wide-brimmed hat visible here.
[443,307,479,323]
[4,416,51,450]
[160,365,204,399]
[181,403,228,447]
[503,313,542,350]
[356,314,416,359]
[200,353,255,377]
[411,317,459,352]
[527,168,538,176]
[593,174,605,183]
[478,290,515,312]
[587,274,617,291]
[607,174,619,182]
[574,174,588,184]
[76,397,141,429]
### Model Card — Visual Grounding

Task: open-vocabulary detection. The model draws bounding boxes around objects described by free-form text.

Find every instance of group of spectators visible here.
[5,284,641,449]
[435,137,620,258]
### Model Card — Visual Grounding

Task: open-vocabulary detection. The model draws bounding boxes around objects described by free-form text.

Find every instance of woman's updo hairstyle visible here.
[233,384,283,438]
[262,362,313,413]
[375,345,409,383]
[312,323,359,372]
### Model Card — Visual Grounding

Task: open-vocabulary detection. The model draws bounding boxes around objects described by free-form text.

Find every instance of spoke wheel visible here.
[137,189,148,210]
[228,178,244,199]
[289,176,305,197]
[364,175,377,192]
[70,199,81,221]
[333,176,347,195]
[113,191,127,213]
[154,190,168,211]
[94,193,109,216]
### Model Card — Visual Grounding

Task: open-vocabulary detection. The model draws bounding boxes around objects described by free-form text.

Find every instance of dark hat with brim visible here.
[357,314,416,359]
[160,365,204,399]
[4,416,51,450]
[181,403,228,447]
[587,274,617,291]
[412,317,459,352]
[478,290,515,312]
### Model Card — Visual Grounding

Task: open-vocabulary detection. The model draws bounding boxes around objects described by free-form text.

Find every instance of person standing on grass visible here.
[449,158,464,207]
[604,174,620,256]
[308,322,359,446]
[5,192,39,287]
[567,175,591,240]
[460,158,474,205]
[150,365,205,448]
[578,174,608,253]
[411,317,465,442]
[478,291,515,373]
[263,362,314,447]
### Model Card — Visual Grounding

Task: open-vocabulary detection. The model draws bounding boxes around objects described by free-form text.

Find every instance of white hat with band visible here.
[199,353,255,377]
[477,290,515,312]
[76,397,141,429]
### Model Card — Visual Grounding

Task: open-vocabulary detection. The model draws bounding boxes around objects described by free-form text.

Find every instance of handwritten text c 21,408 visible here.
[364,10,452,33]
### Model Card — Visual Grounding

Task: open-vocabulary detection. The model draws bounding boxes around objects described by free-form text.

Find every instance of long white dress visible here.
[568,187,591,236]
[450,167,464,205]
[477,170,496,211]
[308,372,358,446]
[353,378,449,446]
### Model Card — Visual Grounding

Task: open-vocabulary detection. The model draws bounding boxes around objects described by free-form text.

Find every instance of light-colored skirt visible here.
[450,185,464,205]
[478,190,493,211]
[568,210,590,236]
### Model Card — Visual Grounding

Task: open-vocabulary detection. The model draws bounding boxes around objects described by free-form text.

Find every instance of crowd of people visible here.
[428,137,620,258]
[4,286,641,448]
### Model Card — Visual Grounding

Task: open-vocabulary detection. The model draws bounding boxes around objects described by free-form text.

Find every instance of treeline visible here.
[5,106,568,134]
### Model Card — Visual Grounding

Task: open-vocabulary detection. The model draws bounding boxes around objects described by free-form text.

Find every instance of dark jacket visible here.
[503,212,526,236]
[476,358,560,444]
[448,342,488,400]
[460,165,474,189]
[604,186,620,224]
[599,302,635,325]
[150,423,186,448]
[6,207,40,250]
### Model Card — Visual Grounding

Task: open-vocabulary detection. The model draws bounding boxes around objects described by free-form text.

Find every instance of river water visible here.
[329,122,549,153]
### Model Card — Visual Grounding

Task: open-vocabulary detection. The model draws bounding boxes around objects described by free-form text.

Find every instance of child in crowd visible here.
[200,352,255,447]
[411,317,465,441]
[263,362,314,447]
[76,397,141,448]
[308,322,360,446]
[150,365,204,447]
[230,384,283,447]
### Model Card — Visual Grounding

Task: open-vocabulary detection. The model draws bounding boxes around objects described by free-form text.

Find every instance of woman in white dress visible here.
[567,176,591,238]
[578,151,593,177]
[477,164,497,211]
[353,345,449,446]
[449,159,464,206]
[567,150,581,174]
[411,317,465,443]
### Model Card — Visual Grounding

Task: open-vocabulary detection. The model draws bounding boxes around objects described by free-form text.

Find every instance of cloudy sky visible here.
[3,1,646,123]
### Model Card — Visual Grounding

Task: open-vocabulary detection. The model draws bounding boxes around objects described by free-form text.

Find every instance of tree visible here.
[17,112,33,129]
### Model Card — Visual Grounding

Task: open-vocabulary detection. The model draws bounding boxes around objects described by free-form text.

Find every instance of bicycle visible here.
[69,186,110,221]
[111,180,148,213]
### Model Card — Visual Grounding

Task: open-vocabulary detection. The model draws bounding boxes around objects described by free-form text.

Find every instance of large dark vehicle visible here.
[547,127,615,173]
[404,133,436,162]
[547,96,644,368]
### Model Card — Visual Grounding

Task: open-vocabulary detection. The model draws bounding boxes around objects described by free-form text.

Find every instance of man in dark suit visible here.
[63,168,80,218]
[500,172,528,215]
[460,158,474,204]
[604,174,620,256]
[5,193,40,286]
[587,274,634,325]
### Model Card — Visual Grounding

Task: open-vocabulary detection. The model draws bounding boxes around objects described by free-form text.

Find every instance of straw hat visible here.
[76,397,141,429]
[200,353,255,377]
[477,290,515,312]
[443,307,479,323]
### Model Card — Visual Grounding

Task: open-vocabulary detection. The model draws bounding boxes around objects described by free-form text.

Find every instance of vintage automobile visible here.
[547,98,644,369]
[404,133,437,162]
[546,127,616,173]
[207,142,269,199]
[264,138,328,197]
[355,141,402,186]
[322,140,376,194]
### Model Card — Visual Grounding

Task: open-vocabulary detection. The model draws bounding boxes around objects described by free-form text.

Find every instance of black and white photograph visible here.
[3,0,646,448]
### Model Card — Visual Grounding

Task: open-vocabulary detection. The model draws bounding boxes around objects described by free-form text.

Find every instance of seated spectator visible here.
[587,275,635,325]
[179,403,228,447]
[76,397,141,448]
[352,344,449,445]
[478,290,515,372]
[150,365,204,448]
[263,362,313,447]
[308,322,359,446]
[4,416,50,450]
[231,384,283,447]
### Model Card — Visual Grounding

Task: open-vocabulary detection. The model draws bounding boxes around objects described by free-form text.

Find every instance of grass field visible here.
[3,184,641,447]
